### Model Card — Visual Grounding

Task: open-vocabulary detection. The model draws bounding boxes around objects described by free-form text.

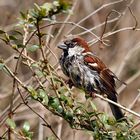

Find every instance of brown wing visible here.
[84,54,116,95]
[84,54,106,72]
[84,54,124,120]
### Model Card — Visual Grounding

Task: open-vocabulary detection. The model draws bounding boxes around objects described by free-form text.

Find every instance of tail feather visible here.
[108,102,124,120]
[107,93,124,121]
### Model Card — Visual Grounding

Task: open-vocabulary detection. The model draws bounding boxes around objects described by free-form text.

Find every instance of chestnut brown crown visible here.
[58,37,91,53]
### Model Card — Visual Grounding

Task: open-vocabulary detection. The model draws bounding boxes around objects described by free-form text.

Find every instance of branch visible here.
[17,85,61,140]
[95,94,140,118]
[74,11,121,36]
[66,0,124,34]
[51,0,79,47]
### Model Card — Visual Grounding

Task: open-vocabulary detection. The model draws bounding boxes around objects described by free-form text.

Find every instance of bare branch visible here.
[95,94,140,118]
[66,0,124,34]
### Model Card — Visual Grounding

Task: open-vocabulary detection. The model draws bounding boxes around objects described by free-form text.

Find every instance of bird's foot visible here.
[89,92,97,99]
[65,79,74,88]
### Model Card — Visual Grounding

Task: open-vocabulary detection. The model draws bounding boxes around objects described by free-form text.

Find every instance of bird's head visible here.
[58,37,90,56]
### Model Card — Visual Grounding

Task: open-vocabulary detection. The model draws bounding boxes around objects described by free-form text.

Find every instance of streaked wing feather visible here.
[84,54,116,97]
[84,54,106,72]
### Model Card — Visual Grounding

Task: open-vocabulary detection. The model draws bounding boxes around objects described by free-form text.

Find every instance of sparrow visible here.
[57,37,124,120]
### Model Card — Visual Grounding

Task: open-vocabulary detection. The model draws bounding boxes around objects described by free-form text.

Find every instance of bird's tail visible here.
[107,94,124,121]
[108,102,124,121]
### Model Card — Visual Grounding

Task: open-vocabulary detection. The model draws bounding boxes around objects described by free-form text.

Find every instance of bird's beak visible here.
[57,44,67,50]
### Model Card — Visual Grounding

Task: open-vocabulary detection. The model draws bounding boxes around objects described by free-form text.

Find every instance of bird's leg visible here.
[91,92,97,98]
[87,92,97,99]
[65,79,74,88]
[102,94,107,98]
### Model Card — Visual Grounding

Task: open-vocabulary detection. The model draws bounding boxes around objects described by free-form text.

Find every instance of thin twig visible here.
[46,64,66,111]
[17,85,61,140]
[128,6,138,30]
[100,10,121,42]
[89,27,140,46]
[36,20,46,61]
[117,71,140,94]
[111,0,135,31]
[116,41,140,77]
[3,65,27,89]
[1,130,8,140]
[66,0,124,34]
[52,0,78,47]
[75,12,121,36]
[45,44,59,64]
[129,93,140,110]
[95,94,140,118]
[26,21,105,46]
[129,120,140,132]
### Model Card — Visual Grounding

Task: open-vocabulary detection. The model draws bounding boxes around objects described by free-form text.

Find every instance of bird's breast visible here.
[60,54,100,93]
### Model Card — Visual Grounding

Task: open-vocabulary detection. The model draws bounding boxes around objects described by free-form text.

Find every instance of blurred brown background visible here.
[0,0,140,139]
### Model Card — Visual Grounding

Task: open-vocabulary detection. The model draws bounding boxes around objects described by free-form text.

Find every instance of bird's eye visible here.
[64,40,77,48]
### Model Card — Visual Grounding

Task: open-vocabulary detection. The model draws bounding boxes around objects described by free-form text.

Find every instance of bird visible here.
[57,37,124,121]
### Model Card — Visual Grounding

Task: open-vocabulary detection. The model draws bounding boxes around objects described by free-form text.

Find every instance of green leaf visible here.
[43,95,49,106]
[6,118,16,129]
[23,121,30,132]
[53,1,60,7]
[0,63,4,70]
[90,100,97,111]
[58,0,71,11]
[0,37,8,44]
[38,89,49,105]
[56,105,63,113]
[4,34,10,42]
[53,76,62,83]
[65,110,73,121]
[28,17,35,23]
[60,94,67,102]
[35,69,44,78]
[9,35,17,41]
[100,113,108,124]
[12,45,18,49]
[41,3,53,13]
[27,86,38,99]
[38,89,46,98]
[29,9,39,19]
[27,45,40,52]
[20,11,27,19]
[34,3,41,11]
[13,30,23,36]
[0,30,5,34]
[22,121,33,139]
[17,44,25,48]
[49,97,60,109]
[31,62,39,68]
[48,136,55,140]
[58,86,68,94]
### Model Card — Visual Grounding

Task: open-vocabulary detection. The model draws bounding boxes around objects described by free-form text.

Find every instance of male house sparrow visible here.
[58,37,124,120]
